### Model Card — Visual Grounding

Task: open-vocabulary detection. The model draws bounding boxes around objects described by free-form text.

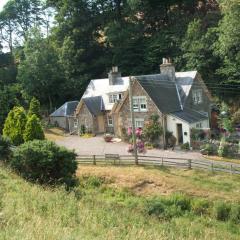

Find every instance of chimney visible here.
[160,58,175,82]
[108,66,121,85]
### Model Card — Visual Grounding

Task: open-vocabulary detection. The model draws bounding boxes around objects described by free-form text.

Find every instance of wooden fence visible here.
[76,154,240,175]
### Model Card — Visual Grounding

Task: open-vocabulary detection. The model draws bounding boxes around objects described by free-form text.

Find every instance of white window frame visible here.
[109,93,123,103]
[107,115,113,126]
[128,118,145,128]
[73,119,78,128]
[133,96,147,112]
[193,89,203,105]
[196,122,202,129]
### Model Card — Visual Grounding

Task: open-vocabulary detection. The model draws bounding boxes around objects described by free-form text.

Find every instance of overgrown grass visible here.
[0,165,240,240]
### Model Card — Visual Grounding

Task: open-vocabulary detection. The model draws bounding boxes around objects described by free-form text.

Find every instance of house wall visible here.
[117,80,163,140]
[184,74,212,120]
[167,115,191,144]
[50,116,68,130]
[190,119,210,129]
[77,102,95,133]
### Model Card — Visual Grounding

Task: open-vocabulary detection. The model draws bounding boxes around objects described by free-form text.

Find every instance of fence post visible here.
[161,157,164,166]
[93,155,96,165]
[188,159,192,170]
[230,164,233,175]
[211,161,214,173]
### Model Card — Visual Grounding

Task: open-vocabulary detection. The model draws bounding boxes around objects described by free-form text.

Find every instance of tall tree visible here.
[17,28,65,110]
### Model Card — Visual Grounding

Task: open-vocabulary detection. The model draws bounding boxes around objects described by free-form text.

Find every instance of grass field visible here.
[0,164,240,240]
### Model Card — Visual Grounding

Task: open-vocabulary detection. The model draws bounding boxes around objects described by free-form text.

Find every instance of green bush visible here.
[213,202,231,221]
[11,140,77,186]
[170,193,191,211]
[23,114,45,142]
[200,143,215,155]
[143,114,163,143]
[180,142,190,151]
[3,106,27,145]
[230,204,240,224]
[191,199,210,215]
[0,135,11,160]
[28,97,41,119]
[218,138,228,157]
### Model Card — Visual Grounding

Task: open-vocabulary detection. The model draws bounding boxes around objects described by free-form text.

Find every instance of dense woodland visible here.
[0,0,239,131]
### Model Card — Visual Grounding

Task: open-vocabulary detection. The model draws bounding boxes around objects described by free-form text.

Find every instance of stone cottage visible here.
[75,59,212,145]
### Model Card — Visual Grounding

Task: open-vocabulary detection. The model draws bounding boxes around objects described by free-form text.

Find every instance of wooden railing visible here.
[76,154,240,175]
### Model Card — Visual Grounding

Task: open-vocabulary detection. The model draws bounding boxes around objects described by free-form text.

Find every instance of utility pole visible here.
[129,76,138,165]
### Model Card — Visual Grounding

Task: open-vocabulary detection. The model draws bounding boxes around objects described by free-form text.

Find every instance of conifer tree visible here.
[23,114,45,142]
[28,97,41,119]
[3,106,27,145]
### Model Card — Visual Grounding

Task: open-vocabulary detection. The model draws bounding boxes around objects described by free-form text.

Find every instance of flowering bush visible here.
[104,134,113,142]
[127,127,146,153]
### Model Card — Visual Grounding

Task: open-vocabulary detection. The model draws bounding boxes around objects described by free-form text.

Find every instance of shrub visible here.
[23,114,45,142]
[232,109,240,125]
[230,204,240,224]
[146,199,165,218]
[143,114,163,143]
[218,138,228,157]
[3,106,27,145]
[11,140,77,186]
[170,193,191,211]
[213,202,231,221]
[200,143,215,155]
[80,125,86,135]
[28,97,41,119]
[191,199,210,215]
[180,142,190,151]
[0,135,11,160]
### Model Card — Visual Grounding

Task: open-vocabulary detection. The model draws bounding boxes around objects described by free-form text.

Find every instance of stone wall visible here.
[77,102,95,133]
[116,80,163,138]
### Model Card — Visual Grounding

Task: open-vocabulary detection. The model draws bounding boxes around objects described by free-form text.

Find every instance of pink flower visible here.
[127,127,132,136]
[135,128,142,137]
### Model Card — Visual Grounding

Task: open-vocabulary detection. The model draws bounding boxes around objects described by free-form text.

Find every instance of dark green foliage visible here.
[3,106,27,145]
[180,142,190,151]
[28,97,41,119]
[213,202,231,221]
[11,140,77,186]
[0,135,11,160]
[143,114,163,143]
[23,114,45,142]
[200,143,215,155]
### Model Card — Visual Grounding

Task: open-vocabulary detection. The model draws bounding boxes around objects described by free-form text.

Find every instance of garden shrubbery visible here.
[0,135,11,160]
[10,140,77,186]
[145,193,240,224]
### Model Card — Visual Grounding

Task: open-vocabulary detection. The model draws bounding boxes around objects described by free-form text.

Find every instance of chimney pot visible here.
[109,66,121,85]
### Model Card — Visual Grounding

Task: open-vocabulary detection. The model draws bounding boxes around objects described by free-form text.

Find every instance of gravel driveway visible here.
[55,135,205,160]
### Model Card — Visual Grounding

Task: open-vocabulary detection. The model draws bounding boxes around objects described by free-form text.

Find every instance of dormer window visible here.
[109,93,123,103]
[193,89,202,105]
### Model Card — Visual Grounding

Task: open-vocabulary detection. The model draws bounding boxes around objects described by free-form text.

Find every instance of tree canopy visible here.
[0,0,239,130]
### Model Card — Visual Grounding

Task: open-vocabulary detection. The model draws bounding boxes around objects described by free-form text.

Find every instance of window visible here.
[196,122,202,129]
[107,116,113,126]
[133,96,147,112]
[135,118,144,128]
[128,118,145,128]
[109,93,123,103]
[74,119,78,128]
[193,90,202,105]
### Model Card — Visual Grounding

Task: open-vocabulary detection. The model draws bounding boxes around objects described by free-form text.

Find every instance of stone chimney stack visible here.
[108,66,121,85]
[160,58,176,82]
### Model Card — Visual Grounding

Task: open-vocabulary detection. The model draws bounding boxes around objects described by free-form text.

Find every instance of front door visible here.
[177,123,183,145]
[97,115,105,133]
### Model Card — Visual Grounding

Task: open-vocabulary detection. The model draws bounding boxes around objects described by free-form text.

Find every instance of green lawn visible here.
[0,165,240,240]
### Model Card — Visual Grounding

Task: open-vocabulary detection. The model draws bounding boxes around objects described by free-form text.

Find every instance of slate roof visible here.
[50,101,79,117]
[171,108,208,124]
[83,96,105,116]
[135,74,182,113]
